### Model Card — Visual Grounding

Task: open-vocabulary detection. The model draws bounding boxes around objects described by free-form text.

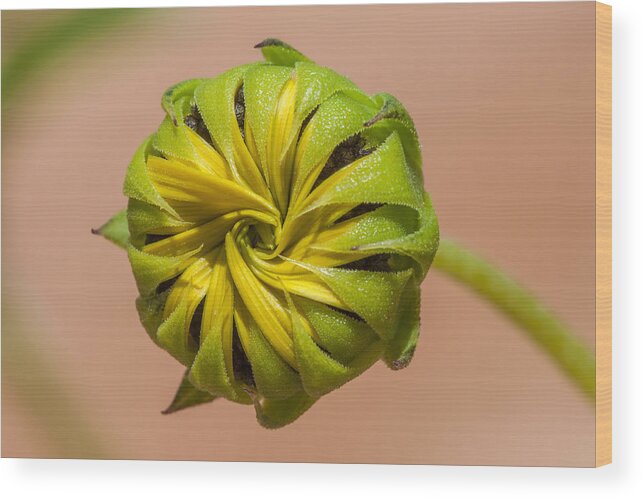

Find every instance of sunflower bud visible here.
[99,39,439,428]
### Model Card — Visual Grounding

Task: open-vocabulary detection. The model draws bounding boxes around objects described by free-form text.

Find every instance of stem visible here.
[432,238,596,401]
[2,9,140,105]
[2,297,111,458]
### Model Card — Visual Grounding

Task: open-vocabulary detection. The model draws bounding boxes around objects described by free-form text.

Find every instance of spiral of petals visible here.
[124,40,439,427]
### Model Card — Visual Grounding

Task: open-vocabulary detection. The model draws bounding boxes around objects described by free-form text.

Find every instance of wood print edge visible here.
[595,0,612,467]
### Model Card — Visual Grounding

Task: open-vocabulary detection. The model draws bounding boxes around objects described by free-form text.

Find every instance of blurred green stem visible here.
[2,9,139,104]
[2,298,111,458]
[433,238,596,400]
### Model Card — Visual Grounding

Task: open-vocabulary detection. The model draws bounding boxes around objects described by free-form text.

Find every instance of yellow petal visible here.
[143,209,276,257]
[231,116,273,203]
[244,248,347,310]
[163,251,217,322]
[200,248,235,373]
[267,77,297,214]
[224,232,296,368]
[288,123,330,210]
[183,127,231,178]
[146,155,277,220]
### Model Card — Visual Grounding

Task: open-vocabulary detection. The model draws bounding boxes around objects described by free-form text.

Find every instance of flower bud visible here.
[102,39,439,428]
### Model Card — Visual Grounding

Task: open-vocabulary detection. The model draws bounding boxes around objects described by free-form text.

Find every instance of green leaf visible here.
[162,369,218,415]
[92,209,129,249]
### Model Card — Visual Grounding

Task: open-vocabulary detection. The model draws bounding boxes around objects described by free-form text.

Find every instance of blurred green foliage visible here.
[2,297,110,458]
[2,8,139,105]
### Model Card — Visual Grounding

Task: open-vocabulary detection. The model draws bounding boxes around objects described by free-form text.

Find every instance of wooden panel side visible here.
[595,1,612,467]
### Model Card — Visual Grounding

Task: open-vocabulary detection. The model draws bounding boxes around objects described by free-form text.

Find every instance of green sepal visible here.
[234,302,302,400]
[316,194,440,279]
[295,297,380,365]
[292,91,377,198]
[292,312,351,397]
[365,93,416,129]
[355,192,440,278]
[293,260,413,342]
[127,244,201,297]
[162,369,218,415]
[156,301,196,367]
[292,62,361,122]
[188,315,252,405]
[363,119,423,179]
[289,297,383,397]
[253,390,318,429]
[301,132,423,216]
[123,137,178,219]
[161,78,205,126]
[93,208,129,249]
[135,289,170,343]
[126,198,192,246]
[243,65,293,171]
[361,92,423,176]
[286,62,366,154]
[153,116,205,166]
[255,38,311,66]
[313,204,418,252]
[383,275,422,370]
[194,64,268,197]
[193,65,248,153]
